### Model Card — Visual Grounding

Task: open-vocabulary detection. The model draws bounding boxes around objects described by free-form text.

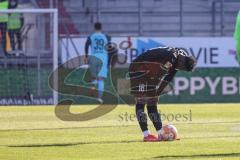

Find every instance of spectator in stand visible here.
[234,10,240,64]
[0,0,8,56]
[8,0,23,53]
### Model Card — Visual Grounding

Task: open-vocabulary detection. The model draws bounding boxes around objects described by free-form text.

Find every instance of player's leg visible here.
[0,23,7,54]
[88,56,101,99]
[16,29,22,50]
[96,55,108,102]
[146,105,162,131]
[96,76,105,102]
[89,56,98,83]
[146,98,163,139]
[136,99,158,142]
[8,29,15,51]
[135,103,148,135]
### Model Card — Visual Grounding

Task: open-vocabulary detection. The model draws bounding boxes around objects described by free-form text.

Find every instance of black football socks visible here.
[136,103,148,132]
[146,105,162,131]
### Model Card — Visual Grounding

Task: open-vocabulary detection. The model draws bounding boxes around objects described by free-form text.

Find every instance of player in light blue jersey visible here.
[84,22,111,103]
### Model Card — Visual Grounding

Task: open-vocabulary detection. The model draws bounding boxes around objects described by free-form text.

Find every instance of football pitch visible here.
[0,104,240,160]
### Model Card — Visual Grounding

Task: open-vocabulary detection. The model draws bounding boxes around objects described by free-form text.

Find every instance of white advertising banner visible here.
[61,37,239,68]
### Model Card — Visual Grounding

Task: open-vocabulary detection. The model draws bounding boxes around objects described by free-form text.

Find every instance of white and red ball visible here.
[160,124,178,141]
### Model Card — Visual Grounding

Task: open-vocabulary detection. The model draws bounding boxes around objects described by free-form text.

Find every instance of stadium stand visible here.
[62,0,240,36]
[35,0,78,35]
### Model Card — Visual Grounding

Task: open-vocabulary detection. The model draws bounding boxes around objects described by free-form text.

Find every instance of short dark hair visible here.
[94,22,102,30]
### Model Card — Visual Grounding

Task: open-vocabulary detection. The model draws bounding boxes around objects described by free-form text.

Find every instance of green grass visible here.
[0,104,240,160]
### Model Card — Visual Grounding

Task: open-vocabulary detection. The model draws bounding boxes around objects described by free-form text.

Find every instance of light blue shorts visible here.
[89,54,108,78]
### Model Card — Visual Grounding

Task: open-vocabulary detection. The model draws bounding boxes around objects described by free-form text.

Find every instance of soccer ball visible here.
[160,124,178,141]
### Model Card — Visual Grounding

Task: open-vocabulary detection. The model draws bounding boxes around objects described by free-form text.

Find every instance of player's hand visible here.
[84,56,89,64]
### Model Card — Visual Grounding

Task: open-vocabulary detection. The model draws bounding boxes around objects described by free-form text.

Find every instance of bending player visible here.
[128,47,196,142]
[85,22,111,103]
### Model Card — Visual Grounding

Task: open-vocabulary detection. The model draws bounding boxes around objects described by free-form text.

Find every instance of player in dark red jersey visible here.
[128,47,196,142]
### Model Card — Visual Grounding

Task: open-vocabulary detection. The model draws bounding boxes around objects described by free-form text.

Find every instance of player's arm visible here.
[84,36,91,63]
[84,36,91,58]
[20,13,24,29]
[106,34,111,43]
[164,69,177,82]
[157,70,177,95]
